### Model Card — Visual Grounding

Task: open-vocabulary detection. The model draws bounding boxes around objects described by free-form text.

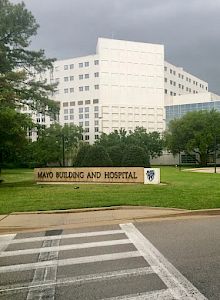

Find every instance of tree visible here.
[107,145,124,167]
[96,129,128,149]
[0,0,59,172]
[33,124,82,166]
[165,110,220,166]
[82,145,112,167]
[74,143,92,167]
[122,146,150,167]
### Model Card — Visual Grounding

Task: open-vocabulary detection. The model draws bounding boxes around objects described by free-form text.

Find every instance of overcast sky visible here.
[19,0,220,94]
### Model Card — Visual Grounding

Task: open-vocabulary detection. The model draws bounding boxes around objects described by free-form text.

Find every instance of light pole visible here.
[214,135,217,174]
[61,133,65,167]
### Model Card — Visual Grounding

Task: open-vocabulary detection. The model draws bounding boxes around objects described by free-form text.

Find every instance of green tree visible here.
[74,143,92,167]
[33,124,82,166]
[107,145,124,167]
[96,129,128,149]
[0,0,59,172]
[122,146,150,167]
[165,110,220,166]
[82,145,112,167]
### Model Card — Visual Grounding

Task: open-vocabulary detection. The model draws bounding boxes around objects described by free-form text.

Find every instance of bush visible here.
[82,145,112,167]
[122,146,150,167]
[107,145,124,167]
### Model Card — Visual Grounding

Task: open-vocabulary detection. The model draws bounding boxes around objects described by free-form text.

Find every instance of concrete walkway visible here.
[0,206,220,234]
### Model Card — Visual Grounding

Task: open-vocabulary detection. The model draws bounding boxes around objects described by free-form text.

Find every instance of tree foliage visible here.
[165,110,220,166]
[80,145,112,167]
[122,146,150,167]
[32,124,82,167]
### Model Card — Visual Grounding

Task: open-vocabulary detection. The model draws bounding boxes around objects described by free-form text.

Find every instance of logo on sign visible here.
[146,170,155,182]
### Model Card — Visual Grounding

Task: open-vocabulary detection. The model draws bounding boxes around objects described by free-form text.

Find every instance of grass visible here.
[0,167,220,214]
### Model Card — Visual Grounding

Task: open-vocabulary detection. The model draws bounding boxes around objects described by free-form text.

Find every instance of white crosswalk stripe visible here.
[0,224,208,300]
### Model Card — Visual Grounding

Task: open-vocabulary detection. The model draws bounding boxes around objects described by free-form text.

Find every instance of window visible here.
[85,114,89,119]
[85,62,89,67]
[79,114,83,119]
[78,101,83,105]
[85,86,89,91]
[94,106,99,111]
[85,107,89,112]
[173,81,176,86]
[55,66,59,72]
[164,66,167,71]
[94,113,99,118]
[55,78,60,83]
[70,76,74,81]
[70,64,74,69]
[64,88,68,93]
[85,121,89,126]
[164,78,167,82]
[173,71,176,75]
[64,115,68,120]
[164,89,167,94]
[170,80,172,85]
[63,102,68,107]
[95,135,99,140]
[70,115,74,120]
[79,86,83,92]
[93,99,99,104]
[85,128,89,132]
[79,74,83,80]
[94,120,99,125]
[70,101,75,106]
[170,69,172,74]
[79,122,83,126]
[64,77,69,82]
[85,100,90,105]
[70,88,74,93]
[94,72,99,77]
[85,74,89,79]
[95,127,99,132]
[70,108,74,114]
[94,85,99,90]
[94,60,99,65]
[178,84,181,88]
[170,91,173,96]
[64,65,68,70]
[85,135,89,140]
[79,63,83,68]
[64,109,68,114]
[79,107,83,113]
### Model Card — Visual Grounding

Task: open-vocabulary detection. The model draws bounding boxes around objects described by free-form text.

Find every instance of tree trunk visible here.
[199,152,207,167]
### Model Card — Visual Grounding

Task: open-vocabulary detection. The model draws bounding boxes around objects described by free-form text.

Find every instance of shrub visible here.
[107,145,124,166]
[82,145,112,167]
[122,146,150,167]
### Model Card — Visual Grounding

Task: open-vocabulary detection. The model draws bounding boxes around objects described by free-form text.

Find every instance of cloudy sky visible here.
[20,0,220,94]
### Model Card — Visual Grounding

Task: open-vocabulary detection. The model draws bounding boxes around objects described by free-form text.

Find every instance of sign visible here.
[144,168,160,184]
[35,167,160,184]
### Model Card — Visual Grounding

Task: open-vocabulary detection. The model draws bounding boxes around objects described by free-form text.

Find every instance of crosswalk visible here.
[0,223,207,299]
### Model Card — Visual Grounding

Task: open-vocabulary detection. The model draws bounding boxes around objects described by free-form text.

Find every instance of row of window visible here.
[63,107,99,114]
[165,89,202,96]
[64,113,99,121]
[165,77,206,89]
[55,60,99,72]
[58,85,99,94]
[164,68,207,87]
[63,99,99,107]
[61,72,99,82]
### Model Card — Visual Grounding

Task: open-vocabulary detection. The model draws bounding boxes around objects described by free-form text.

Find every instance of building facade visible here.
[31,38,211,143]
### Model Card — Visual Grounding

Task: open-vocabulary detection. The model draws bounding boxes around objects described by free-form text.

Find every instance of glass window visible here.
[95,135,99,140]
[85,100,90,105]
[85,128,89,132]
[94,106,99,111]
[94,60,99,65]
[79,86,83,91]
[79,114,83,119]
[70,101,75,106]
[64,88,68,93]
[94,85,99,90]
[64,65,68,70]
[85,62,89,67]
[85,114,89,119]
[79,63,83,68]
[64,109,68,114]
[93,99,99,104]
[94,120,99,125]
[94,113,99,118]
[79,107,83,113]
[85,135,89,140]
[70,76,74,81]
[64,115,68,120]
[70,108,74,114]
[95,127,99,132]
[70,64,74,69]
[85,86,89,91]
[85,121,89,126]
[63,102,68,107]
[70,88,74,93]
[85,107,89,112]
[94,72,99,77]
[70,115,74,120]
[79,122,83,126]
[85,74,89,79]
[64,77,69,82]
[78,101,83,105]
[79,74,83,80]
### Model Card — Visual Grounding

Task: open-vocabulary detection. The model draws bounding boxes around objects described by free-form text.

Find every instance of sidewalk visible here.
[1,206,220,234]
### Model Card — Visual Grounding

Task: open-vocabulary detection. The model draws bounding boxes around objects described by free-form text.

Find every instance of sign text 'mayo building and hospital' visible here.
[35,167,160,184]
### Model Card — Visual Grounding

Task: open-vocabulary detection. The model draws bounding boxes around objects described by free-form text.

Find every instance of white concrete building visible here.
[38,38,210,143]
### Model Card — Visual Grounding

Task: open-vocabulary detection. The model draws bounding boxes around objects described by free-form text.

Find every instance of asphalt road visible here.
[0,216,219,299]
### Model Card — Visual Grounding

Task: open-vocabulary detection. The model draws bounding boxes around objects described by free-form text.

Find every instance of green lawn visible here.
[0,167,220,214]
